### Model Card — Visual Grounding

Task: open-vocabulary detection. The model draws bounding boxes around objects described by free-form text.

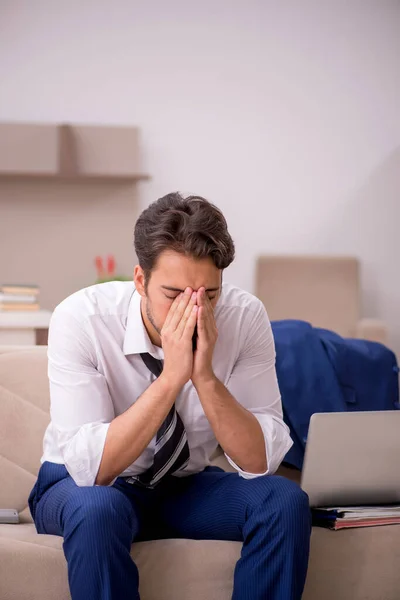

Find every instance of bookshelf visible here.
[0,122,149,182]
[0,122,148,317]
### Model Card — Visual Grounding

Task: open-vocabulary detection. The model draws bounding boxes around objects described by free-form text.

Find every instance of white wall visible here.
[1,1,400,349]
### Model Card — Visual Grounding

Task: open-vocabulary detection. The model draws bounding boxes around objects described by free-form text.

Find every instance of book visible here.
[0,303,40,311]
[0,294,38,303]
[312,505,400,530]
[0,284,40,296]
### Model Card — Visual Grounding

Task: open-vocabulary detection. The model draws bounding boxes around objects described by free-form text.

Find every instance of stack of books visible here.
[312,505,400,530]
[0,284,40,311]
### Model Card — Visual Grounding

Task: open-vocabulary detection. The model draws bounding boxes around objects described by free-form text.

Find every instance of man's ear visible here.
[134,265,146,297]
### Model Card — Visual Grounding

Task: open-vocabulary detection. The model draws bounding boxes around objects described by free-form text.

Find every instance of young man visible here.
[28,192,311,600]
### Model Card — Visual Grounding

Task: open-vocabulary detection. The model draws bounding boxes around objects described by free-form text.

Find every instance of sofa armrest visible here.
[356,319,388,345]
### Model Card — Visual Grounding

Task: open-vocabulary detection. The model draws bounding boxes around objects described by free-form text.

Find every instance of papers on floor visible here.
[312,505,400,530]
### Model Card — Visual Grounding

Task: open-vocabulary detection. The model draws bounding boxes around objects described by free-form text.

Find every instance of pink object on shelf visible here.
[95,256,105,278]
[107,254,116,276]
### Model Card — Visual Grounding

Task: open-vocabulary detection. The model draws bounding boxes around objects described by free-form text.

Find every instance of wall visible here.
[0,180,140,308]
[0,1,399,350]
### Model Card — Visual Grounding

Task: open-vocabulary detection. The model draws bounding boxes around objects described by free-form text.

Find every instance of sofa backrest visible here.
[0,346,50,512]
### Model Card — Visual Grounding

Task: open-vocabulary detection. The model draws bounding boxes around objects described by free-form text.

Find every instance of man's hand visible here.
[161,287,198,389]
[192,287,218,387]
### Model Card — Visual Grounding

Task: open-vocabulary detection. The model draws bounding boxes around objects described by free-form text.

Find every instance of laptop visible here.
[300,411,400,508]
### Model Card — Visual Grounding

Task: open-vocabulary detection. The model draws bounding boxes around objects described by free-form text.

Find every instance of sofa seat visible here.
[2,346,400,600]
[2,513,400,600]
[0,517,241,600]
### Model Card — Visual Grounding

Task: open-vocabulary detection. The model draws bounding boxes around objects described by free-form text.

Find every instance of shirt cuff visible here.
[60,421,112,487]
[224,451,270,478]
[95,477,117,487]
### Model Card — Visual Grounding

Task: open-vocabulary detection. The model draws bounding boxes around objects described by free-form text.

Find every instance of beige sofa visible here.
[1,345,400,600]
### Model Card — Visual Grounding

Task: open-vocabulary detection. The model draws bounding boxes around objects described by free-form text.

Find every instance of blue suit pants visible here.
[28,462,311,600]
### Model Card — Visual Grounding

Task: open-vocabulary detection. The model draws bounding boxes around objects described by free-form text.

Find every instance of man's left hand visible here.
[191,287,218,386]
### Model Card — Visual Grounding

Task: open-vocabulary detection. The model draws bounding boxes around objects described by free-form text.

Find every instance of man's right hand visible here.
[160,287,198,389]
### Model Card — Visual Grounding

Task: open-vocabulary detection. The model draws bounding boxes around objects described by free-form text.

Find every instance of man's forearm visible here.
[96,375,181,486]
[193,376,268,474]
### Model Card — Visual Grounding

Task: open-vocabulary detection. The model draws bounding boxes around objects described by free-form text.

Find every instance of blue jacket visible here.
[271,320,400,470]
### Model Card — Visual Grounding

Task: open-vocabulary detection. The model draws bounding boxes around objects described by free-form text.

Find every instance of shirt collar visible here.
[123,289,164,360]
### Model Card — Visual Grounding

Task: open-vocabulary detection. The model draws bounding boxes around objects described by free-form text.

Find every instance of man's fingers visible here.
[198,289,212,323]
[197,287,206,307]
[169,288,193,331]
[181,304,198,339]
[198,287,212,315]
[176,291,197,336]
[197,305,206,333]
[163,292,183,330]
[197,290,217,342]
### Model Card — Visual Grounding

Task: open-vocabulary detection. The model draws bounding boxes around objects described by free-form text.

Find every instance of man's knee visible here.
[243,475,310,518]
[64,485,135,532]
[273,476,310,515]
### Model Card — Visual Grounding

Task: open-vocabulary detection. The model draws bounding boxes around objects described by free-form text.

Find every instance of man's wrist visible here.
[157,372,184,397]
[192,370,219,391]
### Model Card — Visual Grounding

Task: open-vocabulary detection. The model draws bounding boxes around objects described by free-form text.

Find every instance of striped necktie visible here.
[126,352,190,488]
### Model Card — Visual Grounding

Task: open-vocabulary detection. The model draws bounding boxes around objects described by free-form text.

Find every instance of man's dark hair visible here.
[134,192,235,281]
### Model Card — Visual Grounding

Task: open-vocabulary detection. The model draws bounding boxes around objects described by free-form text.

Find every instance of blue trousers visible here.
[28,462,311,600]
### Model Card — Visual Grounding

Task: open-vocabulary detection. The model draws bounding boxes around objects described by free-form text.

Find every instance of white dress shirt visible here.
[41,281,293,487]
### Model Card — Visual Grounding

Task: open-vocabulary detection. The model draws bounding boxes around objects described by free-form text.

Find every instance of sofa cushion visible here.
[2,520,400,600]
[0,347,50,512]
[0,522,240,600]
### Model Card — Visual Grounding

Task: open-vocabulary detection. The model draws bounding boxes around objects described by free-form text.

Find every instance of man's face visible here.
[134,250,222,337]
